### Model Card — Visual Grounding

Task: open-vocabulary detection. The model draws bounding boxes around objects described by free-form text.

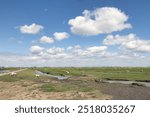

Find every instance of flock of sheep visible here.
[9,70,70,78]
[9,72,40,77]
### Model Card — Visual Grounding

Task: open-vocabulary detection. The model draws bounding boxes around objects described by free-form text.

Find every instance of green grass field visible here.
[0,67,150,99]
[37,67,150,81]
[0,67,20,71]
[1,67,150,84]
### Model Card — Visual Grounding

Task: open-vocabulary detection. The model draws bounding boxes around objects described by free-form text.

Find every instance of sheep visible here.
[65,71,70,74]
[35,74,40,78]
[10,72,17,77]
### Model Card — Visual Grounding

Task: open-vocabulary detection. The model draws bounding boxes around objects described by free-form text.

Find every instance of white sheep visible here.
[35,74,40,77]
[65,71,70,74]
[10,72,17,77]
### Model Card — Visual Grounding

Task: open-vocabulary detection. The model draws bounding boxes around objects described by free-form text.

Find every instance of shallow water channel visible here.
[36,70,150,87]
[35,70,69,80]
[0,70,10,73]
[104,80,150,88]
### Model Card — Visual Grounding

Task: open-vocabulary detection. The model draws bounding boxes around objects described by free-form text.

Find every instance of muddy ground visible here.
[99,83,150,100]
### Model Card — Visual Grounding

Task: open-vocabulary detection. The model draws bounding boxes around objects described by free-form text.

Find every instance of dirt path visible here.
[0,68,27,76]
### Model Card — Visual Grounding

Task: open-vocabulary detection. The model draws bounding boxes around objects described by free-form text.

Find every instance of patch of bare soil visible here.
[0,81,110,100]
[99,83,150,100]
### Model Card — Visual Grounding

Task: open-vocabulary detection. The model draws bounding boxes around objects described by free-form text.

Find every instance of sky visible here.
[0,0,150,67]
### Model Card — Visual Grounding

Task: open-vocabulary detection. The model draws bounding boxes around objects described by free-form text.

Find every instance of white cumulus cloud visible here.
[30,45,44,54]
[40,36,54,44]
[68,7,131,35]
[20,23,43,34]
[47,47,64,55]
[54,32,70,40]
[87,46,107,53]
[1,42,150,67]
[103,33,135,45]
[66,46,73,50]
[73,45,107,57]
[103,34,150,52]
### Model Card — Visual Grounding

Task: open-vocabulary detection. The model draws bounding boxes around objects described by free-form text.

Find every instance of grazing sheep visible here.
[65,71,70,74]
[10,72,17,77]
[35,74,40,77]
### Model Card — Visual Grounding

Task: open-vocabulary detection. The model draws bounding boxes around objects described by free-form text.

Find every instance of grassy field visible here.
[0,67,20,71]
[0,67,150,99]
[37,67,150,81]
[0,69,49,82]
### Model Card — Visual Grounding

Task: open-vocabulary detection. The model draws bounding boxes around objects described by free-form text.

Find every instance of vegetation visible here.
[0,67,20,71]
[37,67,150,81]
[41,81,94,92]
[0,69,40,82]
[0,67,150,99]
[1,67,150,82]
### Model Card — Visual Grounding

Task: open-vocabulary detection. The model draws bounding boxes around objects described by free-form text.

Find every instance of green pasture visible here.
[0,67,150,95]
[37,67,150,81]
[1,67,150,82]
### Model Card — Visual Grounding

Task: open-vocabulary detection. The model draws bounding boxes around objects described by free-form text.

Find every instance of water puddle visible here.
[35,70,69,80]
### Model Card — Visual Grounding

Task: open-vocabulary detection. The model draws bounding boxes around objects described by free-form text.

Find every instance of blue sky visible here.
[0,0,150,67]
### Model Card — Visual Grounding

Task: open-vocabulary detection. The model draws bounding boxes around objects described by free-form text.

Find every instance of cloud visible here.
[87,46,107,53]
[45,48,70,59]
[30,45,44,54]
[72,45,108,57]
[103,34,150,52]
[54,32,70,40]
[47,47,64,55]
[40,36,54,44]
[29,45,108,59]
[123,40,150,52]
[66,46,73,50]
[74,45,81,49]
[68,7,131,35]
[20,23,43,34]
[1,43,150,67]
[103,33,135,45]
[2,55,149,67]
[29,46,69,59]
